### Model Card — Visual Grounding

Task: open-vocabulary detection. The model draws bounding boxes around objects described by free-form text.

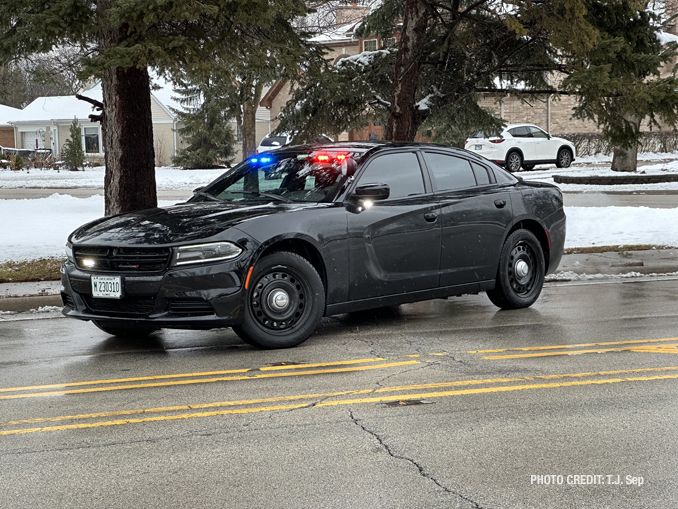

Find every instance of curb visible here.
[0,295,63,314]
[553,174,678,185]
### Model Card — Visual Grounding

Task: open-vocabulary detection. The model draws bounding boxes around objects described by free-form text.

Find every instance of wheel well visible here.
[558,146,573,155]
[507,148,523,159]
[509,220,550,269]
[259,239,328,293]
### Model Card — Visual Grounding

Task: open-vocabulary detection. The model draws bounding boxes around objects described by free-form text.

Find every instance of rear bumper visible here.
[60,260,248,330]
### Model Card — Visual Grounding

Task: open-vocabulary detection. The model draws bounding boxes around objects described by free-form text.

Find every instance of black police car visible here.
[61,142,565,348]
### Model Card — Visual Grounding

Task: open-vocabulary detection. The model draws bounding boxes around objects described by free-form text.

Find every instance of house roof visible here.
[0,103,26,127]
[6,75,185,125]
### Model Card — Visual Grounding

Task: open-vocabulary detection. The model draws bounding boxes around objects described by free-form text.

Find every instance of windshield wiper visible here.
[193,190,222,202]
[230,191,291,203]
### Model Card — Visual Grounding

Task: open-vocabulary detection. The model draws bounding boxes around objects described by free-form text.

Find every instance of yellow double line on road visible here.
[469,337,678,359]
[0,357,421,401]
[3,364,678,436]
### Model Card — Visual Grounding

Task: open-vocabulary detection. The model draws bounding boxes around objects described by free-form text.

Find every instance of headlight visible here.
[65,243,75,263]
[171,242,243,266]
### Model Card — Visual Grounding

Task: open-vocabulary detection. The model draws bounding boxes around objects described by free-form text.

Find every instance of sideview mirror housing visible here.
[354,183,390,201]
[341,157,357,177]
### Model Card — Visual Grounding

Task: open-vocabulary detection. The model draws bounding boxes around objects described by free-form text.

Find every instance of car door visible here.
[422,151,513,287]
[347,150,442,301]
[528,126,555,161]
[508,126,536,162]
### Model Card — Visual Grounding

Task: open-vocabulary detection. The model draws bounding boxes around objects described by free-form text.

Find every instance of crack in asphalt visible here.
[374,360,438,387]
[348,409,484,509]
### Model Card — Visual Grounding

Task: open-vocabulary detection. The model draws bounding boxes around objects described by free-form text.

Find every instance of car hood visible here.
[69,201,319,246]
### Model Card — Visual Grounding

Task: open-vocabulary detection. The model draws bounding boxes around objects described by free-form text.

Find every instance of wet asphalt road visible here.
[1,278,678,508]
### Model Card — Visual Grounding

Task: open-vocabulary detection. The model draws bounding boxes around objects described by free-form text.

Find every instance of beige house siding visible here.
[153,123,175,166]
[150,98,173,122]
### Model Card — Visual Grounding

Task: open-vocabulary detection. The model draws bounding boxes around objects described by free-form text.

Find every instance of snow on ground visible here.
[0,194,677,263]
[0,166,225,191]
[0,194,177,262]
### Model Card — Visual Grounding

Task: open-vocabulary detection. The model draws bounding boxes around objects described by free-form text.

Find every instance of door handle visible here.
[424,212,438,222]
[494,199,506,209]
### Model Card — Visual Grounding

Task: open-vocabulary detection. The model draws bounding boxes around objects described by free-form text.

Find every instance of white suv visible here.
[465,124,576,172]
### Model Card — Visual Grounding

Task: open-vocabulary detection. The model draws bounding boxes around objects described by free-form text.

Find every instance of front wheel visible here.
[556,148,572,168]
[486,229,545,309]
[233,251,325,349]
[505,151,522,173]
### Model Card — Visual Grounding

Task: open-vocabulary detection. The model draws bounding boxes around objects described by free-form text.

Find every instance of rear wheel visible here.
[93,321,159,337]
[233,251,324,349]
[486,229,545,309]
[505,151,522,173]
[556,148,572,168]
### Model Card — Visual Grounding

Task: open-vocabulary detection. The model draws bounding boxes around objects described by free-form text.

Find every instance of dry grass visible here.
[564,244,676,255]
[0,258,64,283]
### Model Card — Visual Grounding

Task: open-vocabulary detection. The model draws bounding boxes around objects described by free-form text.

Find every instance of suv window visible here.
[508,126,531,138]
[424,152,477,191]
[529,126,549,139]
[358,152,425,199]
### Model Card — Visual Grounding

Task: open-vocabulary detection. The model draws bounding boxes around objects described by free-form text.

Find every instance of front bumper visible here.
[61,261,248,330]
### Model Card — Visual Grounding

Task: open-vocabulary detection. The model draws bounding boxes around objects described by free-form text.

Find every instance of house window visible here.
[83,127,100,153]
[363,39,378,52]
[235,123,243,142]
[383,38,396,48]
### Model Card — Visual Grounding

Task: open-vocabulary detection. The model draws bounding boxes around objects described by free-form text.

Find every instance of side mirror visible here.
[193,186,205,193]
[354,183,390,201]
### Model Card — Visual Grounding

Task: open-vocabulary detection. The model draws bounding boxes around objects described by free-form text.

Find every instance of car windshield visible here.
[193,150,355,204]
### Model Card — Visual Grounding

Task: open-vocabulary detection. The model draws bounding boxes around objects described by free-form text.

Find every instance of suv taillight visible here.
[489,139,504,144]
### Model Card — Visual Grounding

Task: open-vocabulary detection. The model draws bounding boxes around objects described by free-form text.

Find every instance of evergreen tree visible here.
[563,1,678,172]
[0,0,311,215]
[278,0,598,142]
[172,76,237,169]
[62,118,86,171]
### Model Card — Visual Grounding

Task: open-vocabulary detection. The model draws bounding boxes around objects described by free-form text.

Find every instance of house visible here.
[0,103,21,148]
[7,80,182,166]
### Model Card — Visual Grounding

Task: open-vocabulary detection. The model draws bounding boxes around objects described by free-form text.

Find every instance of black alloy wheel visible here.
[506,151,522,173]
[556,148,572,168]
[486,229,545,309]
[93,321,159,337]
[233,251,324,349]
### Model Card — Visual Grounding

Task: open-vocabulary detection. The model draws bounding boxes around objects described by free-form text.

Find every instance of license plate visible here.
[91,276,122,299]
[475,144,483,150]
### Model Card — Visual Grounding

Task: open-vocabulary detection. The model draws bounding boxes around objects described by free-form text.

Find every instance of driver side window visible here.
[357,152,425,199]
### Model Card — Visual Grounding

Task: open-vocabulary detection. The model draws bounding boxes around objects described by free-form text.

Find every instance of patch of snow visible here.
[656,31,678,44]
[27,305,63,313]
[546,270,678,282]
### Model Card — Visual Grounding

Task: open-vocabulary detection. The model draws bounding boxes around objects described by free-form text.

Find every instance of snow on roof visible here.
[656,31,678,45]
[0,104,23,127]
[308,22,357,44]
[13,93,102,124]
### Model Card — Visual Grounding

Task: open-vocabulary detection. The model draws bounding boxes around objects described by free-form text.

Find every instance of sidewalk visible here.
[2,249,678,316]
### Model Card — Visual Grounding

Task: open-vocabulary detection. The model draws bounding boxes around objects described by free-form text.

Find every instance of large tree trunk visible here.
[242,81,264,192]
[385,0,429,141]
[611,146,638,172]
[99,0,157,216]
[611,113,640,172]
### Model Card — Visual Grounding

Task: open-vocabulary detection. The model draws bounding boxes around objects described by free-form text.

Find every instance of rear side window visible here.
[471,162,491,186]
[424,152,477,191]
[358,152,425,199]
[508,126,531,138]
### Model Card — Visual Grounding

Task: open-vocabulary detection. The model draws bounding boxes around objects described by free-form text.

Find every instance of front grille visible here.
[74,246,171,272]
[84,296,155,316]
[169,298,214,316]
[61,291,74,308]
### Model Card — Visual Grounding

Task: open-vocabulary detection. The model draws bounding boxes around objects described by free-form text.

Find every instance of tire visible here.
[522,163,535,171]
[486,229,545,310]
[505,151,522,173]
[93,321,159,337]
[233,251,325,349]
[556,148,572,168]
